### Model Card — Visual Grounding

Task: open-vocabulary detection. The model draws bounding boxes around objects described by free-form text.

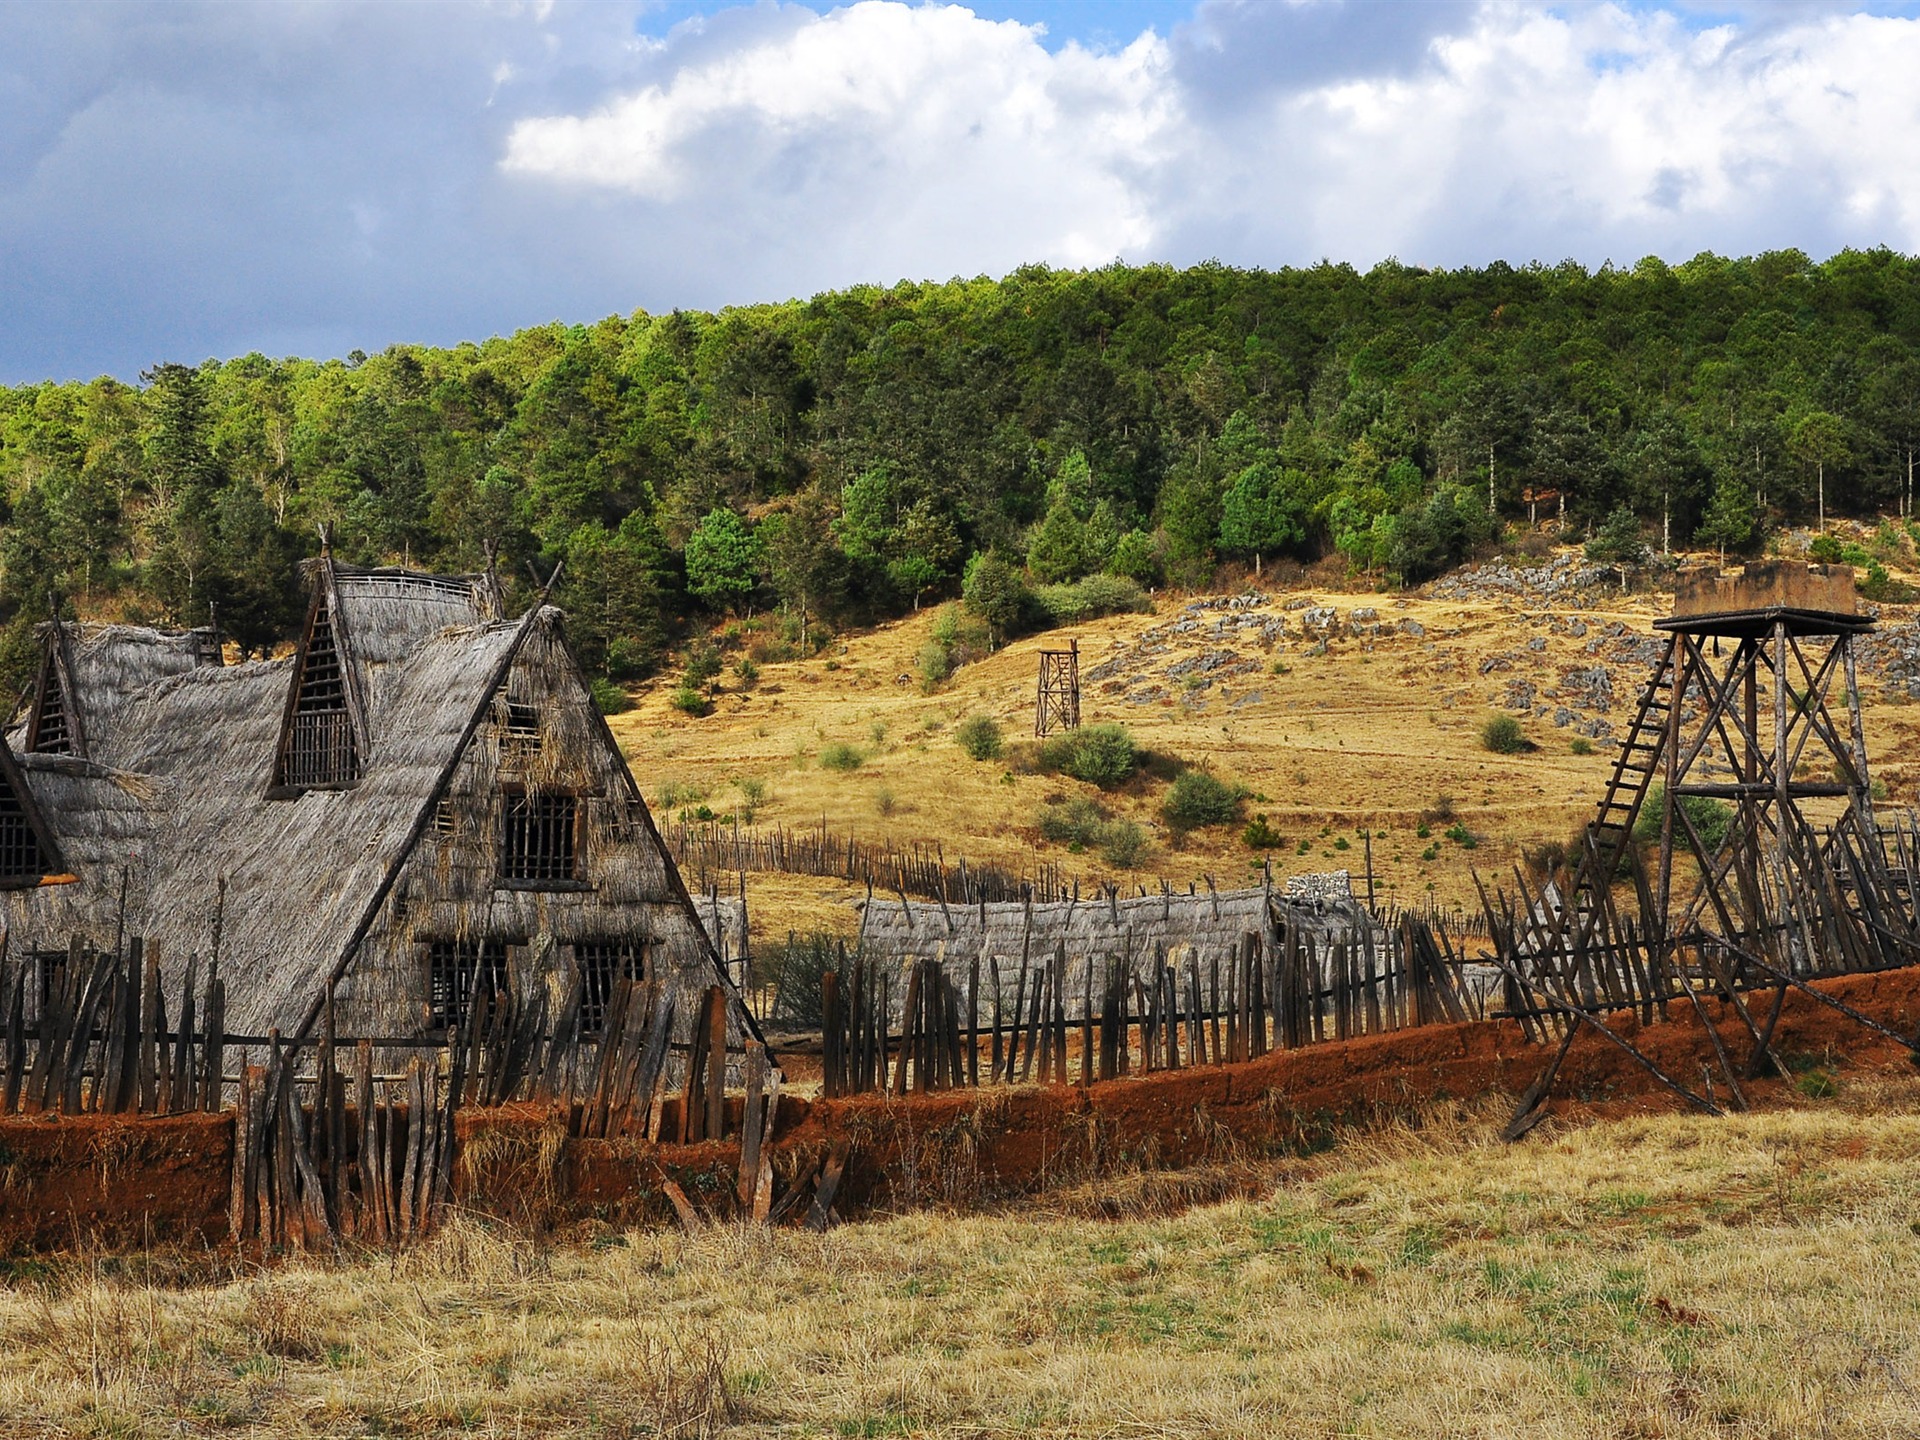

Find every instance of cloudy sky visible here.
[4,0,1920,383]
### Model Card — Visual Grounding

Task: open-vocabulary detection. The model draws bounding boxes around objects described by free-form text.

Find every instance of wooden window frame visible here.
[571,938,653,1037]
[422,937,515,1031]
[496,786,589,890]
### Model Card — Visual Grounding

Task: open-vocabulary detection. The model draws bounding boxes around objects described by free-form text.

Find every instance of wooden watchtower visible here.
[1035,639,1080,738]
[1551,562,1884,983]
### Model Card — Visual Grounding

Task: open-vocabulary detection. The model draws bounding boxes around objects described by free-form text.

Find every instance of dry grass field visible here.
[5,1074,1918,1438]
[609,545,1920,945]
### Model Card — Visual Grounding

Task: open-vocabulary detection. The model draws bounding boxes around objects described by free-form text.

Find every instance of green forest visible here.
[5,248,1920,695]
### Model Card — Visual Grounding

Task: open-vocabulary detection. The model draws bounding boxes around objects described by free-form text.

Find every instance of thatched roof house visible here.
[0,558,749,1053]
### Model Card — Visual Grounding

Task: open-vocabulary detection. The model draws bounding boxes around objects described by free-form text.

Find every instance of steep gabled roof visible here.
[21,622,212,764]
[112,617,526,1032]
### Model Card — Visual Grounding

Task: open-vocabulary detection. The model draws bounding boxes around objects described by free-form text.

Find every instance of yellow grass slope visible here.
[609,556,1920,943]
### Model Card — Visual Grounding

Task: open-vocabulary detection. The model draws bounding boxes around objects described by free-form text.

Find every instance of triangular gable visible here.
[270,559,370,793]
[0,726,65,888]
[25,623,85,758]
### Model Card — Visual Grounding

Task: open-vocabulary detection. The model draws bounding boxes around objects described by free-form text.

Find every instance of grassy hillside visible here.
[611,537,1920,945]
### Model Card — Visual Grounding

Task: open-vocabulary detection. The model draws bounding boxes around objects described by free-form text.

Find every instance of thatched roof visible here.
[323,562,502,669]
[12,622,214,762]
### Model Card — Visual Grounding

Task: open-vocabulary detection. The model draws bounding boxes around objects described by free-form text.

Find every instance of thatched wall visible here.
[852,886,1377,1017]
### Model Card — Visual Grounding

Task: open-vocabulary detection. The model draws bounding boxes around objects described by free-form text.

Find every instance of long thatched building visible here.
[0,556,750,1052]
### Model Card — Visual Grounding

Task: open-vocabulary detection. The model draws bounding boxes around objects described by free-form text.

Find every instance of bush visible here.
[1037,796,1108,848]
[1036,723,1138,788]
[734,657,760,688]
[1162,769,1246,830]
[670,686,710,717]
[591,676,633,715]
[917,638,952,687]
[1808,533,1846,565]
[1032,574,1153,625]
[1443,821,1479,849]
[1480,713,1531,754]
[1099,819,1150,869]
[1861,560,1916,603]
[1242,813,1285,849]
[1632,784,1733,851]
[682,641,724,690]
[955,715,1005,761]
[1569,736,1594,756]
[818,742,865,772]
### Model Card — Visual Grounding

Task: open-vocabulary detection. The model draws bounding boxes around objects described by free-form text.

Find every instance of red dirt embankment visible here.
[7,966,1918,1246]
[0,1111,231,1251]
[466,964,1920,1225]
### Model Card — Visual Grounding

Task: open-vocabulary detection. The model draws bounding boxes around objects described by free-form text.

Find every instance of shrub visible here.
[1037,723,1137,788]
[1632,784,1732,851]
[955,715,1005,761]
[1425,794,1457,824]
[875,788,896,817]
[1443,821,1478,849]
[737,777,768,808]
[670,686,710,717]
[1032,574,1153,625]
[1037,796,1107,848]
[1100,819,1150,869]
[917,638,952,688]
[734,657,760,688]
[1242,813,1285,849]
[1570,736,1595,756]
[682,641,724,690]
[1808,533,1846,565]
[1480,713,1531,754]
[591,677,633,715]
[818,742,865,772]
[1861,560,1916,603]
[1162,769,1246,831]
[659,779,709,808]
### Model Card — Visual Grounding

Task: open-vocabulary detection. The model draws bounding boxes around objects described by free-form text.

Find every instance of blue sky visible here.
[5,0,1920,383]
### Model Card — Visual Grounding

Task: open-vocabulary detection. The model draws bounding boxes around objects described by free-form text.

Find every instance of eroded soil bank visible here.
[6,964,1916,1248]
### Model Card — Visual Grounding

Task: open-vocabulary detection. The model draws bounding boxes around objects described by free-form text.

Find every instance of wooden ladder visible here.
[1553,638,1678,959]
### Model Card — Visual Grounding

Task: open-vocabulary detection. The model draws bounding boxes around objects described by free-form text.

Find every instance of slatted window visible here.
[279,600,360,787]
[433,798,457,837]
[28,656,70,755]
[501,701,542,756]
[574,940,649,1036]
[0,772,49,881]
[500,790,580,884]
[424,939,512,1029]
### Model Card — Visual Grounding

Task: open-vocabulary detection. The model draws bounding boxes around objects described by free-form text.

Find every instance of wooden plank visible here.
[704,986,727,1140]
[681,990,710,1144]
[662,1179,701,1230]
[201,977,226,1112]
[230,1061,255,1242]
[738,1043,767,1205]
[806,1150,847,1233]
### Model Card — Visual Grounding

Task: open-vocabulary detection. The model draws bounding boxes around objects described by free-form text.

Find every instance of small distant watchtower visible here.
[1552,562,1881,978]
[1035,639,1080,738]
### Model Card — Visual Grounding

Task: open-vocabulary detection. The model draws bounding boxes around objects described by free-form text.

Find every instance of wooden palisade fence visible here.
[819,916,1487,1097]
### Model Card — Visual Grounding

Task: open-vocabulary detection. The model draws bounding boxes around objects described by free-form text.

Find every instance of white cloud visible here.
[503,1,1177,273]
[10,1,1920,382]
[502,1,1920,280]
